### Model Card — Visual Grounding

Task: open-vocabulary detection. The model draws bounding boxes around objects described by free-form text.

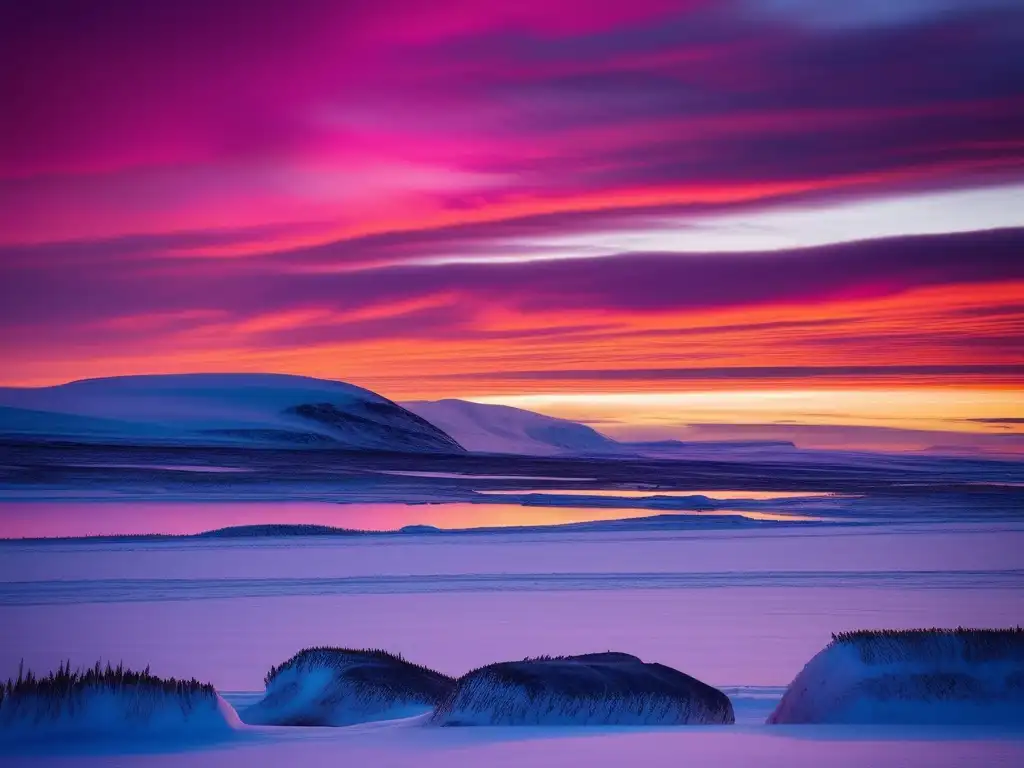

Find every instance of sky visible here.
[1,0,1023,452]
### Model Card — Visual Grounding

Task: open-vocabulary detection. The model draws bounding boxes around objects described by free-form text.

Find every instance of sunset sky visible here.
[2,0,1022,451]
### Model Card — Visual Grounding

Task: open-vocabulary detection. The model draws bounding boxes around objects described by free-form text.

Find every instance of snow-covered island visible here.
[0,662,238,741]
[431,652,735,726]
[241,648,455,726]
[768,628,1024,724]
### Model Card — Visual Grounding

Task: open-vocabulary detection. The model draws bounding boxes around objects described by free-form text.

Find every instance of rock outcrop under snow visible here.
[768,628,1024,724]
[242,648,455,726]
[0,662,238,740]
[431,652,734,726]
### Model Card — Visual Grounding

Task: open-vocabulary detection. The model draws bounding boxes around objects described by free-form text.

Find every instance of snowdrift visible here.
[0,662,238,741]
[768,628,1024,724]
[0,373,464,453]
[431,652,734,726]
[402,399,623,456]
[242,648,455,726]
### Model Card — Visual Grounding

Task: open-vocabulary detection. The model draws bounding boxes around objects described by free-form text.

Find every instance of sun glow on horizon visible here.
[468,388,1024,450]
[2,1,1023,458]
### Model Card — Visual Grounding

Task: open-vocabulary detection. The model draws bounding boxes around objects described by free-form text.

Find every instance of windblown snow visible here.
[401,399,622,456]
[242,648,455,727]
[768,628,1024,724]
[0,373,464,453]
[431,652,734,726]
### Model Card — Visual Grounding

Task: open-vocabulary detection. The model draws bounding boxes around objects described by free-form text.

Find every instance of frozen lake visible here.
[1,509,1022,765]
[2,521,1022,687]
[6,718,1024,768]
[0,498,829,538]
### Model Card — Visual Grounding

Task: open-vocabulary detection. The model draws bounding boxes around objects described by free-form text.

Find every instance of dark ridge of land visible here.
[0,513,835,544]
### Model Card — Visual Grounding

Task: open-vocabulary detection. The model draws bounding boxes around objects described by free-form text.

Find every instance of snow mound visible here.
[768,628,1024,724]
[401,399,623,456]
[431,652,734,726]
[0,373,464,453]
[242,648,455,727]
[0,662,238,741]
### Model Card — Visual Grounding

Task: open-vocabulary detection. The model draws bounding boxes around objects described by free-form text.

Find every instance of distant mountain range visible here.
[4,373,1004,461]
[0,374,625,456]
[0,373,803,458]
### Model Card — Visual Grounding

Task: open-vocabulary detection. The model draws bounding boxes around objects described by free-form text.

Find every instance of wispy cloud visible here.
[1,0,1022,437]
[3,0,1023,244]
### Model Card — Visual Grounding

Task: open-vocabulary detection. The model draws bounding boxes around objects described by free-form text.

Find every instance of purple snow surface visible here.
[2,523,1022,689]
[3,726,1024,767]
[1,519,1022,764]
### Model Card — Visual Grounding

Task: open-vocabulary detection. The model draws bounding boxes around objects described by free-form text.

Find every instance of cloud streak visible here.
[2,229,1022,401]
[3,0,1023,245]
[1,1,1022,444]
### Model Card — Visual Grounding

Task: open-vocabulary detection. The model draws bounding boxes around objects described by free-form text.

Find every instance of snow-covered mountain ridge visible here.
[0,374,464,453]
[401,398,623,456]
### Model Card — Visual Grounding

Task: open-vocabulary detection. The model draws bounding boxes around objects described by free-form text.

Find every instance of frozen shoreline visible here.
[2,487,1021,765]
[3,703,1023,767]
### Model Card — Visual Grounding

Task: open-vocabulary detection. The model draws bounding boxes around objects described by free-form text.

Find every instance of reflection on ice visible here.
[0,500,825,539]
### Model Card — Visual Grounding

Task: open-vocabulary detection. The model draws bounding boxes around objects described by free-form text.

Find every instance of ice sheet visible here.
[2,519,1021,764]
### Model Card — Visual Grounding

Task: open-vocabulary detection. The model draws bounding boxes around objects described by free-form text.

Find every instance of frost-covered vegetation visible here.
[0,661,236,739]
[243,647,455,726]
[769,627,1024,724]
[828,627,1024,661]
[431,652,734,726]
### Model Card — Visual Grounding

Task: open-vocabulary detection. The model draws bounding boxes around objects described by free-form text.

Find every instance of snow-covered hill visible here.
[431,652,735,726]
[242,648,454,726]
[0,374,464,453]
[401,400,816,460]
[768,628,1024,724]
[401,399,623,456]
